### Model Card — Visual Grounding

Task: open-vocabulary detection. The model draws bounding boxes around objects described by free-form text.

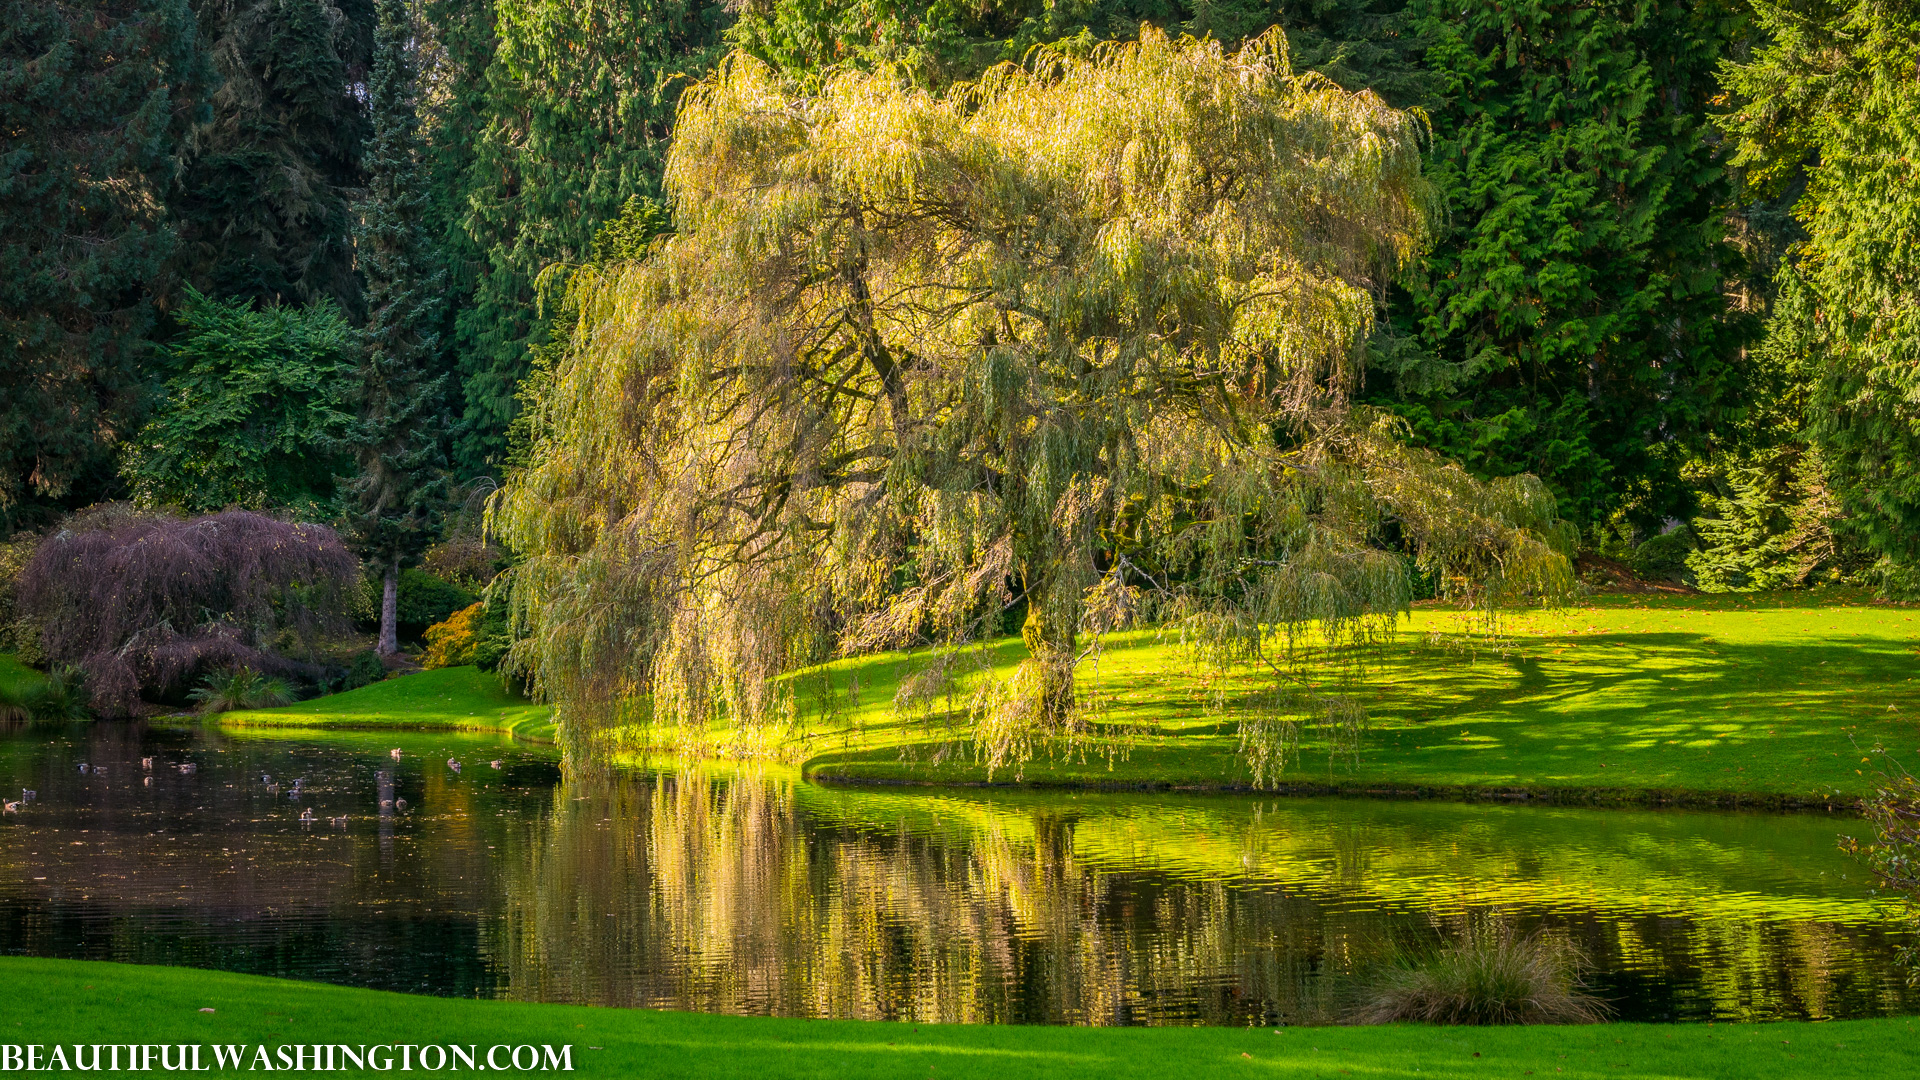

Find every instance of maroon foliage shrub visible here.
[16,508,359,715]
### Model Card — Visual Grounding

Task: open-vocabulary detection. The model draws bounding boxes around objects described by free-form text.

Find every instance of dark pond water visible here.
[0,721,1913,1025]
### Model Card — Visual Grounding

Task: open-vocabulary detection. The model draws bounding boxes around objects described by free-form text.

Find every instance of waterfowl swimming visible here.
[379,799,394,810]
[447,758,461,773]
[266,783,278,795]
[394,798,408,811]
[329,815,348,828]
[22,789,34,802]
[141,757,153,770]
[2,801,17,814]
[298,808,315,823]
[177,762,196,774]
[390,749,402,760]
[490,760,503,769]
[77,763,88,774]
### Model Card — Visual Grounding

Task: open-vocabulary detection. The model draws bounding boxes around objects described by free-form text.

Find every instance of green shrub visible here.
[1688,444,1869,592]
[420,602,512,674]
[188,668,294,715]
[394,569,475,628]
[27,664,93,722]
[1630,529,1695,583]
[347,649,386,690]
[1350,925,1607,1026]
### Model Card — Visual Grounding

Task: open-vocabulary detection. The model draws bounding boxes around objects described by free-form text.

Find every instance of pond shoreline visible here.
[804,767,1863,813]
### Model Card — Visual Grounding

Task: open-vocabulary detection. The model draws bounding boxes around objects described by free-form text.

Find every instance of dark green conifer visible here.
[346,0,449,655]
[450,0,729,476]
[0,0,212,529]
[172,0,372,310]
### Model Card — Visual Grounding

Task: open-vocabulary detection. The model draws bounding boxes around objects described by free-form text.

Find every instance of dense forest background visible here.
[4,0,1916,597]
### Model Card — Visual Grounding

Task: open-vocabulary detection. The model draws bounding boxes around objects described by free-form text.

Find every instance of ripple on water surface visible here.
[0,721,1913,1024]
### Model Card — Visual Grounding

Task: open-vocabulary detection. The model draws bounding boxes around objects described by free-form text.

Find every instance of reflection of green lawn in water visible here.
[5,957,1914,1079]
[795,783,1888,926]
[767,591,1920,799]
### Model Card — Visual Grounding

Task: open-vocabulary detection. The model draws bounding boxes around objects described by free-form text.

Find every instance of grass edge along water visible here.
[217,591,1920,805]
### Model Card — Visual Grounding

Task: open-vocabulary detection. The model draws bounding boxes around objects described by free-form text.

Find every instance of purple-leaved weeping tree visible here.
[16,508,359,715]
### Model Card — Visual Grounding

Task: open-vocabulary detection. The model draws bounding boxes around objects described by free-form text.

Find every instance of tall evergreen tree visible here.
[1721,0,1920,595]
[172,0,372,310]
[451,0,730,476]
[729,0,1749,532]
[1368,0,1752,531]
[417,0,496,396]
[0,0,212,530]
[347,0,449,655]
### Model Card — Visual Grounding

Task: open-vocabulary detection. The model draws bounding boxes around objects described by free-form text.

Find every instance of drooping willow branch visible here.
[492,30,1575,773]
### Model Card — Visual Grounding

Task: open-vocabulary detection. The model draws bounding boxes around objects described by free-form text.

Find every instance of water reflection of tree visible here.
[495,769,1918,1024]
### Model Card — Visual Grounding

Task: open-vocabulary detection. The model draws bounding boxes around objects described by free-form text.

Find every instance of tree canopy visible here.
[493,32,1574,770]
[1721,0,1920,596]
[0,0,212,527]
[119,289,359,515]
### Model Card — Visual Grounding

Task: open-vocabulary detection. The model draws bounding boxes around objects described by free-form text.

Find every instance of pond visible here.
[0,721,1913,1025]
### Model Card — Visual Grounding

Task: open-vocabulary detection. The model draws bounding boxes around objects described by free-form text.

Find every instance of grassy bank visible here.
[199,591,1920,803]
[613,591,1920,804]
[220,666,555,743]
[2,957,1911,1079]
[0,652,44,698]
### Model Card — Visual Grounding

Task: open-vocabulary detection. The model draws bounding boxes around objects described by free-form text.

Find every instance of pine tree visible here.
[1366,0,1752,531]
[1721,0,1920,595]
[347,0,449,655]
[171,0,372,311]
[0,0,213,530]
[451,0,730,476]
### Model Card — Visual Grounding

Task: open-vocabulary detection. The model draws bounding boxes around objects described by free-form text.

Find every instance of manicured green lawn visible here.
[2,957,1910,1079]
[221,666,554,743]
[172,590,1920,802]
[0,652,44,698]
[685,591,1918,803]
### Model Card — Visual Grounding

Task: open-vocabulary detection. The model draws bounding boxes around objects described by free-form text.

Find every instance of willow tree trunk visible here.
[378,559,400,656]
[1020,595,1077,731]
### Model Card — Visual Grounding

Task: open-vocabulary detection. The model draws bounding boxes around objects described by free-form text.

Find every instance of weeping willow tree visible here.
[492,30,1575,774]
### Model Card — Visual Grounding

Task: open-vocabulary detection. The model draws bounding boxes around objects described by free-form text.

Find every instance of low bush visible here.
[14,507,357,715]
[0,664,92,722]
[188,668,294,715]
[394,569,475,630]
[420,602,510,671]
[1349,925,1607,1026]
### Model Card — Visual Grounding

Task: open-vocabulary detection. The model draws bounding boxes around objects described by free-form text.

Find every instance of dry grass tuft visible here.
[1350,925,1609,1026]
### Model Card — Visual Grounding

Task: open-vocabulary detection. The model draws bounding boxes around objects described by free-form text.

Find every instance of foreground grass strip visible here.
[1,958,1912,1079]
[221,667,554,743]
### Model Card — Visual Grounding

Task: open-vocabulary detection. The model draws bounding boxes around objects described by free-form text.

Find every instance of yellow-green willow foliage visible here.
[492,29,1576,775]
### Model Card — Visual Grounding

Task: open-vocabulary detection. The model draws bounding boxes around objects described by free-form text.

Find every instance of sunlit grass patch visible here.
[3,956,1916,1080]
[795,591,1920,799]
[221,666,554,743]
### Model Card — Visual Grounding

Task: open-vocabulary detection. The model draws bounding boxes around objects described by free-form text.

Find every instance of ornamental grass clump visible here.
[188,668,294,715]
[1351,926,1608,1026]
[0,664,92,723]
